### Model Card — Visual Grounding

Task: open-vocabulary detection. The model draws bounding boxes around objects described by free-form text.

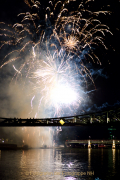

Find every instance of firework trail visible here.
[0,0,112,118]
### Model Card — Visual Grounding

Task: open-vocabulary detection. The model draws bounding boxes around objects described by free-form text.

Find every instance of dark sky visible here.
[0,0,120,117]
[0,0,120,141]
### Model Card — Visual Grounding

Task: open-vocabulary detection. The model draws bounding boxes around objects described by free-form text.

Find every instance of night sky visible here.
[0,0,120,140]
[0,0,120,113]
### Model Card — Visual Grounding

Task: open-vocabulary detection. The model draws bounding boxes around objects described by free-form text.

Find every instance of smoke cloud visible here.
[0,65,54,148]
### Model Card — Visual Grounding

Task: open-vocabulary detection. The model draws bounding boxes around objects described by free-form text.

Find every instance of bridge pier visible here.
[90,115,92,124]
[112,140,115,149]
[107,112,110,123]
[88,140,91,148]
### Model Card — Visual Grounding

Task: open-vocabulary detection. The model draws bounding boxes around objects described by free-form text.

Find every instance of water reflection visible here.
[20,149,64,180]
[88,148,91,170]
[118,149,120,166]
[0,149,120,180]
[112,149,115,169]
[101,149,103,166]
[65,177,76,180]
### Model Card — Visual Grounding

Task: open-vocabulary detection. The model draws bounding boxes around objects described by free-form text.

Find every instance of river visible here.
[0,148,120,180]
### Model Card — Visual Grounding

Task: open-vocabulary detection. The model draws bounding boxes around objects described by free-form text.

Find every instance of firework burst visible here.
[0,0,112,117]
[30,48,84,117]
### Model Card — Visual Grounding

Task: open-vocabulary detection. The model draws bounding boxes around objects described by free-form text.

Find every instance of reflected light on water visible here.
[65,177,76,180]
[101,149,103,166]
[112,149,115,169]
[1,149,120,179]
[67,162,74,168]
[88,148,91,170]
[20,149,64,179]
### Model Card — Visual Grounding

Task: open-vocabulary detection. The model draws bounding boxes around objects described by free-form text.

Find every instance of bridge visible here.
[0,107,120,126]
[65,139,120,149]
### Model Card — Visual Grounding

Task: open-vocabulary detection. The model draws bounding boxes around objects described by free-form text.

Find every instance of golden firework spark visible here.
[63,35,79,50]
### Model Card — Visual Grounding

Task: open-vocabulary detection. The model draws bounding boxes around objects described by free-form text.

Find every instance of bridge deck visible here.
[0,107,120,126]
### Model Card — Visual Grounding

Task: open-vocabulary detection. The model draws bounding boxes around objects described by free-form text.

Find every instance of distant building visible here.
[108,127,116,139]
